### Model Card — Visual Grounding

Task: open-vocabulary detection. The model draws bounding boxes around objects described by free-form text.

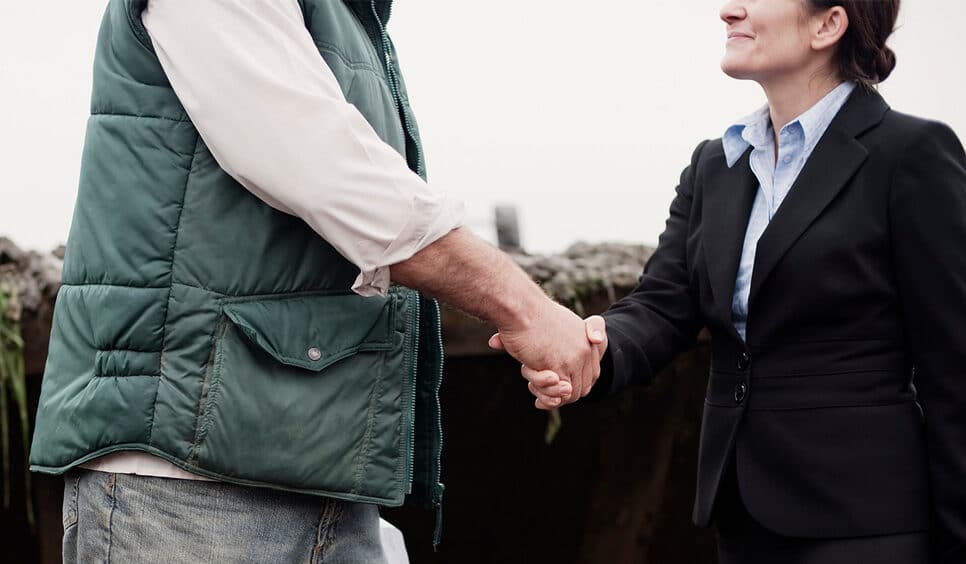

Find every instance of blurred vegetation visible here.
[0,278,32,527]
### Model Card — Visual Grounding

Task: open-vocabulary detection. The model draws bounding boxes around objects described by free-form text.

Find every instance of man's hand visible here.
[490,314,607,410]
[388,228,606,409]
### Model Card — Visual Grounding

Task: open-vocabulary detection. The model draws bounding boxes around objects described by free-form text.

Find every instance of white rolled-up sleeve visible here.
[142,0,464,296]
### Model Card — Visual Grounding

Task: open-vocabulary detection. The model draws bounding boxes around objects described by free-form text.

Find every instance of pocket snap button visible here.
[307,347,322,361]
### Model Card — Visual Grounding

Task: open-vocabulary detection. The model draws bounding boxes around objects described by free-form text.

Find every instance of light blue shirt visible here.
[723,81,856,340]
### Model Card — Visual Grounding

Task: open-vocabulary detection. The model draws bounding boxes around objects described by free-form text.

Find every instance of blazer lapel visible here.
[747,87,889,308]
[702,147,758,329]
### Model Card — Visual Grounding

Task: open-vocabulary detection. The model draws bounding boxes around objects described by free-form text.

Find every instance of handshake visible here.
[488,300,607,410]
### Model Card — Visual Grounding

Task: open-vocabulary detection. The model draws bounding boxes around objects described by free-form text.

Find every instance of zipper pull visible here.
[432,487,445,550]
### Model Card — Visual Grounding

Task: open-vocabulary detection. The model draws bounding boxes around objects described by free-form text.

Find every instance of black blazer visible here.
[600,87,966,559]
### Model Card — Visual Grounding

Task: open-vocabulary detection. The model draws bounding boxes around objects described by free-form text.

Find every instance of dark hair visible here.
[807,0,900,85]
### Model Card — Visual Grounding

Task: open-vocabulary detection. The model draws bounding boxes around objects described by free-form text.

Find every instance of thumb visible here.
[585,315,607,345]
[488,333,506,351]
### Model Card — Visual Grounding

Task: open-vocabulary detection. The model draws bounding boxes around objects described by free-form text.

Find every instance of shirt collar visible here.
[722,81,857,168]
[723,105,771,167]
[795,80,856,156]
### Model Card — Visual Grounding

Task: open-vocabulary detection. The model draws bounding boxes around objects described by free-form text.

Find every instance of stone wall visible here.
[1,238,717,563]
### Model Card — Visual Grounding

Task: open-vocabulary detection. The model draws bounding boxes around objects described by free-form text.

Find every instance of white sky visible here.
[1,1,964,254]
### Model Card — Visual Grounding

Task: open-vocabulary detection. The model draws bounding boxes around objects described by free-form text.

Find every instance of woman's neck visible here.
[760,70,844,134]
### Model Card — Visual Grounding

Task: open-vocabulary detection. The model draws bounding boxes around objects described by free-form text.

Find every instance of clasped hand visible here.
[489,301,607,410]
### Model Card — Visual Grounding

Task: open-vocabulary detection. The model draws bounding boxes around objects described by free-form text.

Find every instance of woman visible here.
[524,0,966,561]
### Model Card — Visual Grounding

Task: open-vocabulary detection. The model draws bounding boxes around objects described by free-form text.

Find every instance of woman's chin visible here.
[720,60,755,81]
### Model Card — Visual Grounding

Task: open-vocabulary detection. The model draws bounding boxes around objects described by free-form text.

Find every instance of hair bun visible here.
[821,0,901,86]
[873,45,897,82]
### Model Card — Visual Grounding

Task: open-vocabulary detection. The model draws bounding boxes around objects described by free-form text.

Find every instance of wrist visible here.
[493,279,549,334]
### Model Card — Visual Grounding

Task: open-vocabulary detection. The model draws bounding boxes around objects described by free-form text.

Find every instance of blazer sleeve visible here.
[889,120,966,561]
[596,140,709,395]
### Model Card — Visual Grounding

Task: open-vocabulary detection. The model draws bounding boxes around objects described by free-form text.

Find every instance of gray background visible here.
[2,0,963,254]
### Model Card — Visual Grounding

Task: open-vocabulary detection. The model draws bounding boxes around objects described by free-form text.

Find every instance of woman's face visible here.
[719,0,819,82]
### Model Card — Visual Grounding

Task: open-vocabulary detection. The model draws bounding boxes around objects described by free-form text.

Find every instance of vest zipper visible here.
[369,0,426,177]
[405,289,420,495]
[429,297,445,548]
[370,1,442,541]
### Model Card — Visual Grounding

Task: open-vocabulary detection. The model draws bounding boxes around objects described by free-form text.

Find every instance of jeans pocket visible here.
[312,497,347,561]
[62,471,81,531]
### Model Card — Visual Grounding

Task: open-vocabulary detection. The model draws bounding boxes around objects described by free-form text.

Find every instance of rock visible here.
[0,237,28,266]
[0,240,62,315]
[2,236,655,365]
[0,238,64,375]
[511,242,653,303]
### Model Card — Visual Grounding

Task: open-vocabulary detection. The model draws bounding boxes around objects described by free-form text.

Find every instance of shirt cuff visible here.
[352,266,392,297]
[351,192,465,297]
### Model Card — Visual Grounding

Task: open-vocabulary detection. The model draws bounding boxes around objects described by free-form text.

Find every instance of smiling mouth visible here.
[727,32,753,41]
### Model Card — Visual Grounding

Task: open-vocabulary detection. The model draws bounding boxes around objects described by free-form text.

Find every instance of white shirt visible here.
[83,0,464,480]
[146,0,463,297]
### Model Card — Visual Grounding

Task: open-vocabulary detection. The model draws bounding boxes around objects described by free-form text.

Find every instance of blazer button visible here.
[737,352,751,371]
[734,381,747,404]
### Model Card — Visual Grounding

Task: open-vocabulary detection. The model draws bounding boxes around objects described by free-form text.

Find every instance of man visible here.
[30,1,598,561]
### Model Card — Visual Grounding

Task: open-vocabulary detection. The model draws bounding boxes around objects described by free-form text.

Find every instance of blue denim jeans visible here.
[62,469,388,563]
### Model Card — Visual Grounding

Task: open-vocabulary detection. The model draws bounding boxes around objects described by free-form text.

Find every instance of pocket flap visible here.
[222,293,395,372]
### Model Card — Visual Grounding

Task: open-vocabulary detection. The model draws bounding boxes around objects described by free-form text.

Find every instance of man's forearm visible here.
[395,227,603,404]
[389,227,546,333]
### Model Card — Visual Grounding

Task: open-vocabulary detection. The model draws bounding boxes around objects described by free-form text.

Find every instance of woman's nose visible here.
[720,0,746,25]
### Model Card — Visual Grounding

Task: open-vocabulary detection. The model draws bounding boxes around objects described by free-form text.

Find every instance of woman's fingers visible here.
[528,382,562,408]
[521,365,557,387]
[522,366,572,399]
[535,397,560,410]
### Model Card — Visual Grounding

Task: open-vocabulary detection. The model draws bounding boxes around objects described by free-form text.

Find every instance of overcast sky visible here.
[1,1,964,254]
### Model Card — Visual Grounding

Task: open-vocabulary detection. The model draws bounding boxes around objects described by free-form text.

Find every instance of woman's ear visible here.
[811,5,848,51]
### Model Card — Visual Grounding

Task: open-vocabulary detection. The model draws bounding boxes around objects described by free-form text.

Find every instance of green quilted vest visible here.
[30,0,445,514]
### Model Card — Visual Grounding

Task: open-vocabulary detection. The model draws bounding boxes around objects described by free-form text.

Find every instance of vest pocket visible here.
[221,292,395,371]
[190,291,414,502]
